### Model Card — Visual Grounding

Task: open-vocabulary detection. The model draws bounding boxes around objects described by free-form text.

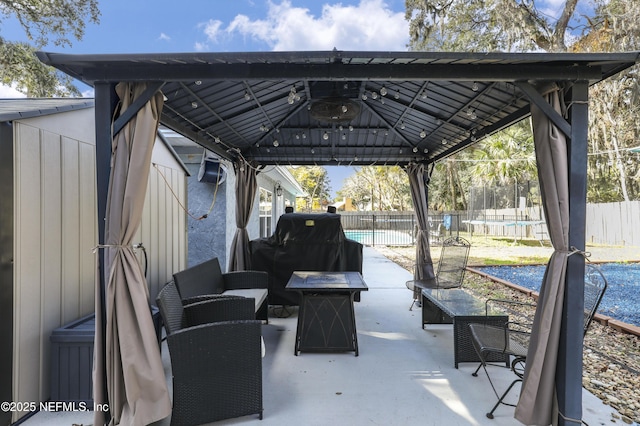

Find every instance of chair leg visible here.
[471,363,482,377]
[486,378,522,419]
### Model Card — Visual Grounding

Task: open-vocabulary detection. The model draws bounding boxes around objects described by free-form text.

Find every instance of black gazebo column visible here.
[94,81,118,422]
[557,80,589,426]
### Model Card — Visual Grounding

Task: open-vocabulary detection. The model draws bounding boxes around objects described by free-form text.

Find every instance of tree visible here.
[405,0,640,202]
[581,0,640,202]
[288,166,331,211]
[0,0,100,96]
[468,121,537,186]
[405,0,587,52]
[337,166,412,211]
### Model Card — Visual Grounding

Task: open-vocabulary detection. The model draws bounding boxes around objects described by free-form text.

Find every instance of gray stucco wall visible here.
[186,163,229,269]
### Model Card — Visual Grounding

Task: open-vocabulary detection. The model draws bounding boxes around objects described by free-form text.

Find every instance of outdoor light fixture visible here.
[275,182,282,196]
[310,97,361,123]
[380,86,387,96]
[323,131,329,140]
[244,91,251,101]
[420,129,426,138]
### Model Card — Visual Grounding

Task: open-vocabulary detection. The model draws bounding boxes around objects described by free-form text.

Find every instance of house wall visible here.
[8,108,187,423]
[184,161,230,270]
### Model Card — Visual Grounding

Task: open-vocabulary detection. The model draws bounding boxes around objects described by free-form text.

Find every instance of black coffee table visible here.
[421,288,509,368]
[286,271,368,356]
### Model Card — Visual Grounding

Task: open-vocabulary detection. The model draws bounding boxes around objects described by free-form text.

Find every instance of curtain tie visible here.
[567,246,591,260]
[92,244,130,253]
[558,410,582,424]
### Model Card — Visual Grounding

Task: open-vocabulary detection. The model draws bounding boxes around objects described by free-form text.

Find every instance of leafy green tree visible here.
[468,121,537,186]
[337,166,412,211]
[405,0,640,202]
[288,166,331,211]
[0,0,100,96]
[582,0,640,202]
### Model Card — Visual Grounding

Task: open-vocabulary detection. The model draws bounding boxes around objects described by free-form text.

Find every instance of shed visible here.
[0,99,188,424]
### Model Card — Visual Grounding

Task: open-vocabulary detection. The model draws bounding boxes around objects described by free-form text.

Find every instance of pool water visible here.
[343,229,414,246]
[476,263,640,327]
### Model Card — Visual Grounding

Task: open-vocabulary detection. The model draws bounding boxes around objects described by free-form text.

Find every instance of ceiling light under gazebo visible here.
[310,97,361,124]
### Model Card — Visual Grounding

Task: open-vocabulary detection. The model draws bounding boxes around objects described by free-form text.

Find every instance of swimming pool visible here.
[476,263,640,327]
[343,229,414,246]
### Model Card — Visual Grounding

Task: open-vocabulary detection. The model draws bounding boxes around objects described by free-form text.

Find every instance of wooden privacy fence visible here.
[586,201,640,247]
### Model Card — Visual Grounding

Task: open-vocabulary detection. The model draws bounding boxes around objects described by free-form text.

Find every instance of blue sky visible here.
[0,0,582,195]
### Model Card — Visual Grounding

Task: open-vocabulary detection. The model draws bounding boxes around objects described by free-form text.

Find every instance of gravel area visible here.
[376,240,640,425]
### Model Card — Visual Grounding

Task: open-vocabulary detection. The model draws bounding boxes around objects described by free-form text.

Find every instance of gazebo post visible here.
[557,80,589,425]
[93,81,117,423]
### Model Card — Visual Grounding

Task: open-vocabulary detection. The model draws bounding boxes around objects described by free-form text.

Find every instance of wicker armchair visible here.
[468,264,607,419]
[156,282,263,425]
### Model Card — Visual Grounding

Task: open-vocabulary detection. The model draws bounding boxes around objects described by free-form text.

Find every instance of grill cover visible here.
[250,213,363,305]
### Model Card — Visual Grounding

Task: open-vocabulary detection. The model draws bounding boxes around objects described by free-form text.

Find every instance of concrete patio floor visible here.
[23,247,623,426]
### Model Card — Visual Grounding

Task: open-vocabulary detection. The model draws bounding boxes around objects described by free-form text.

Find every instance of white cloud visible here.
[158,32,171,42]
[202,19,225,43]
[194,41,209,51]
[0,84,26,98]
[203,0,409,51]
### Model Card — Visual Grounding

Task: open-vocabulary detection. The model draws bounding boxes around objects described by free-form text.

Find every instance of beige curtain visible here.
[94,82,171,426]
[228,159,258,271]
[406,163,436,281]
[515,87,569,425]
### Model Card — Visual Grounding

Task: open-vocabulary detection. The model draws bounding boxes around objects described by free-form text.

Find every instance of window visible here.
[259,188,273,238]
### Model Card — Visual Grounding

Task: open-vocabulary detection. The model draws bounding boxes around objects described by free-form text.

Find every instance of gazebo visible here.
[38,49,639,425]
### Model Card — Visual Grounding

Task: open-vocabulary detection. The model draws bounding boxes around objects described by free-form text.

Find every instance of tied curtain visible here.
[94,82,171,426]
[406,163,436,282]
[229,160,258,271]
[515,86,570,425]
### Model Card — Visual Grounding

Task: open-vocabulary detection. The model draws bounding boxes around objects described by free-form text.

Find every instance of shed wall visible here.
[12,110,97,421]
[10,108,187,422]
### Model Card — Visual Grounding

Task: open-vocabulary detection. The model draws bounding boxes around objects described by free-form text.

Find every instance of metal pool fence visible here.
[339,213,462,246]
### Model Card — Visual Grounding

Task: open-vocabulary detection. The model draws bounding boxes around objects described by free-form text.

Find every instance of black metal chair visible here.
[468,264,608,419]
[406,236,471,310]
[156,282,264,425]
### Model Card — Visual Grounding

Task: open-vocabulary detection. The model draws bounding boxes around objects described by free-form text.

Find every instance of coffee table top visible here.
[422,288,504,317]
[286,271,368,292]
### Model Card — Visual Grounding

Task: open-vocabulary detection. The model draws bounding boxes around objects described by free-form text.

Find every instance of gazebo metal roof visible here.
[37,50,639,167]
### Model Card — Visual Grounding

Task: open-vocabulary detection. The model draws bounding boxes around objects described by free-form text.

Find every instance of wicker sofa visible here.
[156,282,263,425]
[172,257,268,322]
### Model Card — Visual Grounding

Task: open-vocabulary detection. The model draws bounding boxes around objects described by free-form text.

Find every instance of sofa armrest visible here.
[223,270,268,290]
